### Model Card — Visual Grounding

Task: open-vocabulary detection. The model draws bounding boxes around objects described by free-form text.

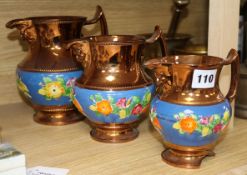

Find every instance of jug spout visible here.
[144,58,172,94]
[6,18,36,43]
[67,40,91,70]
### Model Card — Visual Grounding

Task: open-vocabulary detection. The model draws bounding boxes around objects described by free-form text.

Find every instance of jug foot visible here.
[161,148,215,169]
[34,110,84,126]
[90,123,139,143]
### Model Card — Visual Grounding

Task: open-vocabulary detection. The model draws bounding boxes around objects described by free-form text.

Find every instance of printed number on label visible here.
[192,69,217,88]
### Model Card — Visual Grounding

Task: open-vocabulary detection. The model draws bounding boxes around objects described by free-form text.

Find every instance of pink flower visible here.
[66,78,76,87]
[116,98,127,108]
[200,117,209,125]
[131,104,143,115]
[213,123,223,133]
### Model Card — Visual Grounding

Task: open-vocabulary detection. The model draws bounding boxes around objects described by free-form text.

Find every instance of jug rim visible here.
[79,35,146,45]
[19,16,87,24]
[159,55,225,67]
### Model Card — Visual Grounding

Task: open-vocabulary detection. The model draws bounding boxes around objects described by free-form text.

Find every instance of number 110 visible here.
[198,74,214,83]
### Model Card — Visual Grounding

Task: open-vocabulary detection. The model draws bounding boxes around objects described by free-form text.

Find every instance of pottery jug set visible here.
[6,5,240,169]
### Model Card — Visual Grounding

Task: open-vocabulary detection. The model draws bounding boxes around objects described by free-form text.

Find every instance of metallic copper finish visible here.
[32,104,83,125]
[87,106,149,143]
[68,25,167,91]
[67,26,166,142]
[146,49,239,168]
[161,149,215,169]
[90,123,139,143]
[161,140,216,168]
[6,5,108,125]
[34,110,82,126]
[144,49,240,105]
[6,5,108,72]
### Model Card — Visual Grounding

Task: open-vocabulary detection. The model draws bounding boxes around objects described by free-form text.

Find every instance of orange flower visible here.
[96,100,112,115]
[180,117,197,134]
[153,117,162,130]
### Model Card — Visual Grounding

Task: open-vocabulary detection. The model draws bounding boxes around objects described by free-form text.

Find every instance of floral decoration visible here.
[38,77,76,100]
[172,109,231,137]
[17,76,31,98]
[89,89,152,118]
[150,107,162,130]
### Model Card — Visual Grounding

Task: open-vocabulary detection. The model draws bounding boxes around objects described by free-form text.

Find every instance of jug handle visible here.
[223,49,240,103]
[85,5,109,35]
[6,19,36,43]
[145,25,168,57]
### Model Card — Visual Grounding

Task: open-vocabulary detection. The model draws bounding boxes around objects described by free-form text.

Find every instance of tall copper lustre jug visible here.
[6,5,108,125]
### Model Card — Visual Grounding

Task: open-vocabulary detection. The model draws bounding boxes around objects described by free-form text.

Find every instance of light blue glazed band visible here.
[150,96,232,147]
[17,69,82,106]
[74,84,155,124]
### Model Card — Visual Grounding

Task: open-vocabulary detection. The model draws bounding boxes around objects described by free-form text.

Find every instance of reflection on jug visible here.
[67,26,167,143]
[145,49,239,168]
[6,5,108,125]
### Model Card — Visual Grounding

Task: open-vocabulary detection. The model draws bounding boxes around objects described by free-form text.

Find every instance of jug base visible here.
[90,123,139,143]
[33,110,84,126]
[161,148,215,169]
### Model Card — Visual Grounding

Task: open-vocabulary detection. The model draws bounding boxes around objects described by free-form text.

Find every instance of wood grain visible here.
[208,0,240,126]
[0,102,247,175]
[0,0,208,105]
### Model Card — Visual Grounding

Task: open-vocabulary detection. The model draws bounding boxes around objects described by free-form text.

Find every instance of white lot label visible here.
[192,69,217,88]
[27,166,69,175]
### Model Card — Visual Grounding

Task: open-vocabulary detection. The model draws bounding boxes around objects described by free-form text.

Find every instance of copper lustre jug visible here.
[145,49,239,168]
[67,26,167,143]
[6,5,108,125]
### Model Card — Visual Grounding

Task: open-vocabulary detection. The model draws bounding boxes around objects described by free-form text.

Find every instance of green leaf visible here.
[90,95,95,102]
[178,112,185,118]
[196,124,203,132]
[45,97,51,100]
[179,130,184,134]
[132,96,141,104]
[108,96,114,104]
[43,77,52,84]
[208,124,214,130]
[94,94,103,102]
[191,114,197,119]
[95,111,101,116]
[213,114,221,120]
[126,108,131,116]
[56,77,65,84]
[112,104,120,114]
[65,87,71,96]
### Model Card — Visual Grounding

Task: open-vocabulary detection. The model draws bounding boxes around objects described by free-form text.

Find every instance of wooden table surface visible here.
[0,102,247,175]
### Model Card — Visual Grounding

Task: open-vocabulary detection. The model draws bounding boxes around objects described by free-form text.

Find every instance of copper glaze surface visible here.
[145,49,240,105]
[68,26,167,90]
[6,5,108,72]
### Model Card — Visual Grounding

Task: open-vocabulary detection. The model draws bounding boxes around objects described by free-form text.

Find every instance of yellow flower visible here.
[202,127,210,137]
[89,105,97,111]
[223,110,230,122]
[17,79,31,98]
[119,109,127,119]
[173,122,181,130]
[38,81,65,99]
[146,92,151,103]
